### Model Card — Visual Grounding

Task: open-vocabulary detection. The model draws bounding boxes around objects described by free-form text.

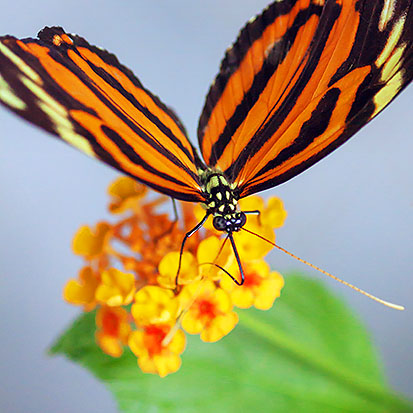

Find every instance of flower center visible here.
[243,271,261,288]
[198,299,218,319]
[102,312,120,336]
[144,325,169,355]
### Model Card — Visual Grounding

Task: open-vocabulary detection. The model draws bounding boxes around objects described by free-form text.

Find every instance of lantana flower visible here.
[64,266,99,310]
[64,176,286,377]
[95,268,136,307]
[72,222,112,260]
[131,286,179,326]
[221,261,285,310]
[95,306,131,358]
[128,325,186,377]
[180,280,238,342]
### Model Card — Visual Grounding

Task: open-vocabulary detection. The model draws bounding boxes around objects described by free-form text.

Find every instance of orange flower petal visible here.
[95,306,131,357]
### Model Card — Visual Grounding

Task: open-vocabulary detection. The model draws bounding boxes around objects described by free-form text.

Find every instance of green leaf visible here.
[50,274,412,413]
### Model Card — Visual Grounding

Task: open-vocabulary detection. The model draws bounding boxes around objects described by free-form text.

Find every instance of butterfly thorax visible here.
[199,169,246,233]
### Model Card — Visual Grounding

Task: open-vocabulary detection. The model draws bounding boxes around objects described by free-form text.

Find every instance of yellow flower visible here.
[63,266,100,309]
[197,236,232,281]
[66,177,287,376]
[128,325,186,377]
[238,195,287,228]
[261,196,287,228]
[193,204,216,232]
[180,280,238,342]
[108,176,147,214]
[96,306,131,357]
[158,251,200,288]
[238,195,265,214]
[131,286,179,326]
[232,224,275,260]
[72,222,112,259]
[95,268,136,306]
[220,195,287,263]
[221,261,284,310]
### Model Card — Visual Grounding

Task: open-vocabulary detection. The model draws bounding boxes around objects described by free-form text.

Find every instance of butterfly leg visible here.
[244,209,261,226]
[175,213,209,288]
[228,232,245,286]
[171,198,179,222]
[153,198,179,243]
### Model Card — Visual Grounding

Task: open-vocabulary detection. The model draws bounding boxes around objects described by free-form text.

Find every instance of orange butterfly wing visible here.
[198,0,413,197]
[0,27,203,201]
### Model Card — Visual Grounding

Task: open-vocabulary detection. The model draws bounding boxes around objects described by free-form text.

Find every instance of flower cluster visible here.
[64,176,286,377]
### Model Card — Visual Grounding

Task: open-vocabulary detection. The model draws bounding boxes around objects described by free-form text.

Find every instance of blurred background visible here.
[0,0,412,411]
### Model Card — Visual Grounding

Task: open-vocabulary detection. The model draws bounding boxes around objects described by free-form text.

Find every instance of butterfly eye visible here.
[238,212,247,227]
[213,216,227,231]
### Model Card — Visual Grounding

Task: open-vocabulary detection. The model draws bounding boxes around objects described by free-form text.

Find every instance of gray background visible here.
[0,1,412,411]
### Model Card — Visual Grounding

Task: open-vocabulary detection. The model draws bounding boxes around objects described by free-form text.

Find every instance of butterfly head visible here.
[212,212,246,233]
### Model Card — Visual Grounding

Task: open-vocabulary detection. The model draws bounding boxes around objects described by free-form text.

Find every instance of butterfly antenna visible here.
[241,227,404,310]
[198,262,241,285]
[197,236,242,284]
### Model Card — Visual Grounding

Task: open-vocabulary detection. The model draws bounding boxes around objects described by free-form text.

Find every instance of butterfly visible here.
[0,0,412,285]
